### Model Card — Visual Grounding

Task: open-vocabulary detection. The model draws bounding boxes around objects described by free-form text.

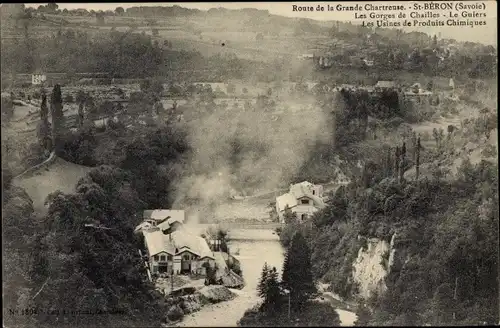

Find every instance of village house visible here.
[363,59,374,67]
[275,181,326,224]
[403,83,433,105]
[144,225,216,276]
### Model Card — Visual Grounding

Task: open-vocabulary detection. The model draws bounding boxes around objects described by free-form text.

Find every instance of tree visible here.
[152,28,159,36]
[257,262,270,298]
[76,90,86,127]
[64,94,74,103]
[281,231,316,311]
[37,93,52,151]
[283,205,297,224]
[50,84,64,154]
[263,267,282,313]
[256,33,264,41]
[355,303,373,326]
[47,3,59,13]
[96,12,105,25]
[1,93,14,121]
[115,7,124,15]
[204,263,218,285]
[416,136,421,181]
[394,146,400,178]
[400,142,406,183]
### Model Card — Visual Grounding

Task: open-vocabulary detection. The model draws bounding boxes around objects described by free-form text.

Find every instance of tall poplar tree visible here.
[50,84,64,153]
[37,92,52,151]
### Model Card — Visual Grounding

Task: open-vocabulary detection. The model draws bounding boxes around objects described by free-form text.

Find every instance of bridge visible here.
[196,222,283,231]
[193,222,283,241]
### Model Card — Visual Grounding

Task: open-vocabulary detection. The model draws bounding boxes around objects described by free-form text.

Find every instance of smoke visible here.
[173,86,337,224]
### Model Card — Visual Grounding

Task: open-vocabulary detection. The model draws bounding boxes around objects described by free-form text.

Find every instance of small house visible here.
[275,181,326,223]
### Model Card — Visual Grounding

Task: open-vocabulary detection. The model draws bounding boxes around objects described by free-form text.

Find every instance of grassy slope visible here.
[13,156,92,214]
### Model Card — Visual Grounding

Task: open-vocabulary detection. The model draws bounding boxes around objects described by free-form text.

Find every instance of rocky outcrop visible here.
[197,285,237,303]
[179,294,207,314]
[352,237,390,299]
[220,270,245,289]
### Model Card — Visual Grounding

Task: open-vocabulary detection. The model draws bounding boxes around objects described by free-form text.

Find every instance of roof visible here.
[276,193,298,212]
[134,221,155,233]
[144,226,214,259]
[144,230,175,256]
[375,81,396,88]
[169,228,214,259]
[143,209,185,223]
[289,182,326,209]
[404,90,433,96]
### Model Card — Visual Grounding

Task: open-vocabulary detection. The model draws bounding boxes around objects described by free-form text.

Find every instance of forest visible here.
[279,146,499,325]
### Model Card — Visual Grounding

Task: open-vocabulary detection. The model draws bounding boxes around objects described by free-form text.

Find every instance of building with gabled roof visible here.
[143,224,215,276]
[275,181,326,224]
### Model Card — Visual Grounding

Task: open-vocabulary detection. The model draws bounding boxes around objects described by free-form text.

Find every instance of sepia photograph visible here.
[1,1,498,327]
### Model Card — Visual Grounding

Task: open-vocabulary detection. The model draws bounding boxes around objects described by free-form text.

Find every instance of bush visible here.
[481,144,497,158]
[166,305,184,322]
[64,94,74,103]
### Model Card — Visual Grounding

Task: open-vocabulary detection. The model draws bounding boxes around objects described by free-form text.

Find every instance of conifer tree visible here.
[263,267,282,313]
[257,262,270,299]
[282,232,316,311]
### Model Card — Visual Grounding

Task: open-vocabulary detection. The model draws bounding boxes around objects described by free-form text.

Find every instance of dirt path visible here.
[316,283,358,326]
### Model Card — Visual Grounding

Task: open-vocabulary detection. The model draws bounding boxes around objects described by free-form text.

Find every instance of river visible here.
[178,228,357,327]
[178,229,285,327]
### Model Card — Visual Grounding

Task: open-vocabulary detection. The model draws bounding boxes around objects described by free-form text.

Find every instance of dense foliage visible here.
[3,116,189,327]
[282,232,317,311]
[2,165,169,327]
[281,159,499,326]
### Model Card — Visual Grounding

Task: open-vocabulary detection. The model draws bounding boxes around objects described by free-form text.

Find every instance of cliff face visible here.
[351,233,411,301]
[352,237,389,299]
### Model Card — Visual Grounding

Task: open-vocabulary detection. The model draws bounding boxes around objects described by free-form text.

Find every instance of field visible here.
[38,13,325,64]
[13,156,92,215]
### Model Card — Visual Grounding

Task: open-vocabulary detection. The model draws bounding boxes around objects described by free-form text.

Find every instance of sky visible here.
[25,1,497,45]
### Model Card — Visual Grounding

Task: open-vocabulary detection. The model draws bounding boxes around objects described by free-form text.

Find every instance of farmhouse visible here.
[275,181,326,223]
[143,227,215,276]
